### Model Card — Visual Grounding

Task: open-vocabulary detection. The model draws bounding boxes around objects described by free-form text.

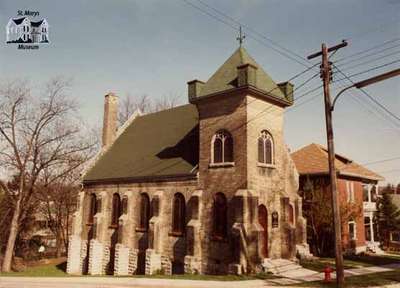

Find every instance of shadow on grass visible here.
[56,261,67,273]
[345,253,400,267]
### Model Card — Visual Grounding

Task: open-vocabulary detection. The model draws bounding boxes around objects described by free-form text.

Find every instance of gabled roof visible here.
[198,47,286,100]
[12,17,26,25]
[31,20,44,27]
[291,143,384,181]
[83,104,199,183]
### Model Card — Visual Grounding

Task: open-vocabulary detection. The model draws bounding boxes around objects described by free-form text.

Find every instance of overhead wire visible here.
[333,64,400,124]
[181,0,312,68]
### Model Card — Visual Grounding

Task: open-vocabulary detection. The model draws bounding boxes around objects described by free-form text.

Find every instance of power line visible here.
[376,168,400,174]
[338,50,400,72]
[333,64,400,124]
[181,0,311,68]
[333,59,400,82]
[194,0,309,66]
[362,156,400,166]
[335,39,400,64]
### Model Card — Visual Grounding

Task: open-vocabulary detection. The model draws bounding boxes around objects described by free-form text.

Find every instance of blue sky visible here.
[0,0,399,184]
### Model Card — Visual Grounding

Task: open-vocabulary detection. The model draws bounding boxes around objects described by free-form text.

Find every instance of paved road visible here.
[0,277,271,288]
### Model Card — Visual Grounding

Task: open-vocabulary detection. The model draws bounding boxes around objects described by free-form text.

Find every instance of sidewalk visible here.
[263,263,400,286]
[0,263,399,288]
[0,277,269,288]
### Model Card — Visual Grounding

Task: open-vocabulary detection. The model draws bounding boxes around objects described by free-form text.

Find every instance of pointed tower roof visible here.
[188,47,292,105]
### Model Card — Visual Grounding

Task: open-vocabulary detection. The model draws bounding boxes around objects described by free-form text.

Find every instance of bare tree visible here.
[302,177,362,256]
[0,78,96,272]
[36,172,79,258]
[118,93,182,126]
[118,94,150,125]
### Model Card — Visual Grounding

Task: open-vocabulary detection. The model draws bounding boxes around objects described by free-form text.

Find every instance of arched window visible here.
[111,193,121,227]
[213,193,228,239]
[172,193,186,235]
[88,193,97,224]
[287,204,294,225]
[258,130,274,164]
[139,193,150,231]
[212,130,233,163]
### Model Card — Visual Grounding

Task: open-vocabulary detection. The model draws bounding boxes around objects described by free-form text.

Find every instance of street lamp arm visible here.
[331,68,400,111]
[331,84,355,111]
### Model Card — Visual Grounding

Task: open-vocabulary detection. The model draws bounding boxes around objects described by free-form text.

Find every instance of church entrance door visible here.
[258,205,268,258]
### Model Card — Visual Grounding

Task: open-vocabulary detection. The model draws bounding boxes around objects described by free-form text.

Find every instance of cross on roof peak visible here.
[236,26,245,47]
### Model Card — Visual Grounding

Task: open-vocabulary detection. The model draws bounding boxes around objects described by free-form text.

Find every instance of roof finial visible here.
[236,25,245,47]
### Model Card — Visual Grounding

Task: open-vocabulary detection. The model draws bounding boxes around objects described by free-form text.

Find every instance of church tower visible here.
[187,47,308,273]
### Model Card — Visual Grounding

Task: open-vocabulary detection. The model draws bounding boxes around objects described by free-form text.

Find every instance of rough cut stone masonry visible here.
[67,47,311,276]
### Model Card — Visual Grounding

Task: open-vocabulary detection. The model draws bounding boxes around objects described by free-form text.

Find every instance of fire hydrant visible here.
[324,266,333,283]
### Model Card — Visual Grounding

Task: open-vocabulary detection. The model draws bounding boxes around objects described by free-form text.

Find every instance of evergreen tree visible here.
[376,192,400,248]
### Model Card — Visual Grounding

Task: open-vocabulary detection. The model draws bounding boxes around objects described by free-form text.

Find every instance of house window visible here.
[362,184,369,202]
[346,181,355,203]
[172,193,186,235]
[258,130,274,165]
[139,193,150,231]
[213,192,228,239]
[87,193,97,224]
[348,220,356,240]
[212,130,233,164]
[371,185,377,202]
[111,193,121,227]
[364,217,371,241]
[391,232,400,242]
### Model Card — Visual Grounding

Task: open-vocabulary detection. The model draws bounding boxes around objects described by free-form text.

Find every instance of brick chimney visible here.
[102,92,118,148]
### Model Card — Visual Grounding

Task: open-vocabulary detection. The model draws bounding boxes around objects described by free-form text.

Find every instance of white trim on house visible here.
[348,220,357,240]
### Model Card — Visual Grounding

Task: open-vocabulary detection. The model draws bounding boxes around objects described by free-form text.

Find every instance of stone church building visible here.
[67,47,310,276]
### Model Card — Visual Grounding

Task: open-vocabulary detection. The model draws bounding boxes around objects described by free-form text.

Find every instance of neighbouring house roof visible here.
[83,104,199,183]
[291,143,384,181]
[31,20,44,27]
[12,17,26,25]
[197,47,287,101]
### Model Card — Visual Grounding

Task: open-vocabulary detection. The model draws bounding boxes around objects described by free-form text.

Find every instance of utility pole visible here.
[307,40,347,287]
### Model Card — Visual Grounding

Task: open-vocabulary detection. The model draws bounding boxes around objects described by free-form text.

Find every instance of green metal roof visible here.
[83,104,199,182]
[199,47,286,100]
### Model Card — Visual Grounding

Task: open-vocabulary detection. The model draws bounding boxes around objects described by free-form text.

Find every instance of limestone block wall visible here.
[81,179,198,275]
[245,95,305,259]
[114,244,138,275]
[196,92,249,273]
[66,235,84,274]
[88,239,106,275]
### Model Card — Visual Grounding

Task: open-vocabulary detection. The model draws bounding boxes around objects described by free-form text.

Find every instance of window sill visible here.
[169,231,185,237]
[135,227,148,233]
[209,162,235,168]
[109,224,118,229]
[257,163,276,169]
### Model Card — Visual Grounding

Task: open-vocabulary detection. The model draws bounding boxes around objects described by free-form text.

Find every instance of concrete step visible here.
[261,258,316,276]
[262,259,302,274]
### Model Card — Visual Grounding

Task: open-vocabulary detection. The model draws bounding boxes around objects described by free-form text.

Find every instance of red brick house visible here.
[291,143,384,255]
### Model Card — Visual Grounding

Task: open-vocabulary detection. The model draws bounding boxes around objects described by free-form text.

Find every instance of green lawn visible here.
[300,254,400,272]
[292,269,400,287]
[0,261,68,277]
